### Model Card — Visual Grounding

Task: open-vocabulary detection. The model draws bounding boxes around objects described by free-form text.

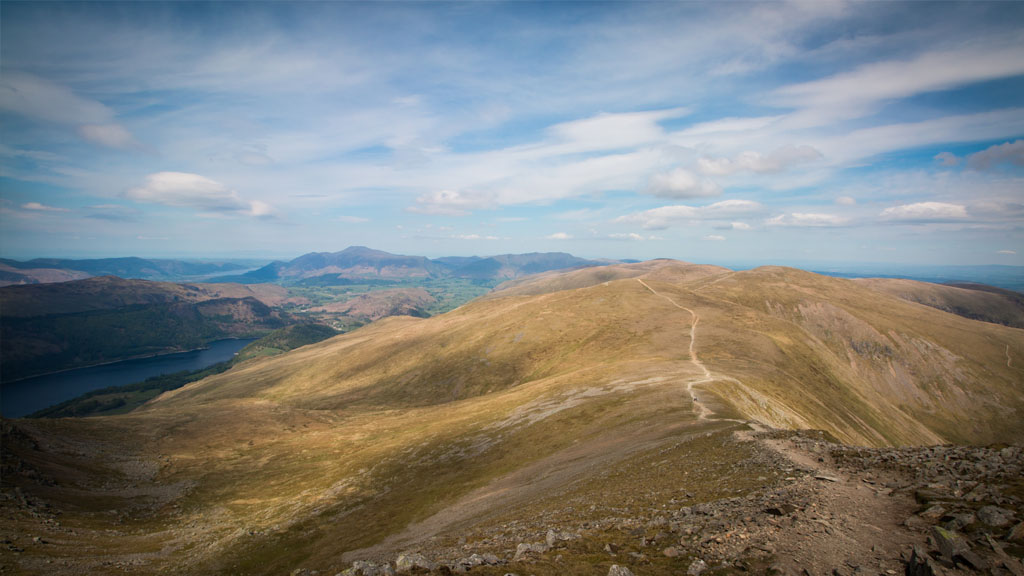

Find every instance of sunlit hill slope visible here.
[2,260,1022,575]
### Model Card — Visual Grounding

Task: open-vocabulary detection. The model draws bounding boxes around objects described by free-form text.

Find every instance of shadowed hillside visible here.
[1,260,1022,575]
[0,277,288,381]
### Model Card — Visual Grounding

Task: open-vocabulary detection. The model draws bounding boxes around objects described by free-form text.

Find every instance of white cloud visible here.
[410,189,493,216]
[934,152,959,167]
[336,215,369,223]
[813,109,1024,165]
[704,234,726,241]
[996,249,1017,255]
[675,116,783,138]
[646,168,721,198]
[698,145,821,175]
[0,71,112,125]
[772,46,1024,121]
[546,108,688,154]
[546,232,572,240]
[454,234,499,240]
[616,199,763,230]
[77,124,138,150]
[126,172,274,217]
[0,72,137,149]
[714,221,753,231]
[767,212,850,227]
[835,196,856,206]
[607,232,657,241]
[84,204,140,221]
[21,202,69,212]
[967,140,1024,170]
[879,202,968,222]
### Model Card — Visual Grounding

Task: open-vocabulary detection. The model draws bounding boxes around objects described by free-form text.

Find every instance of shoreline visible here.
[0,337,255,386]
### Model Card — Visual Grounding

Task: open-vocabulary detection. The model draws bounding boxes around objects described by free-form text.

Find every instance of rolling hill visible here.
[1,260,1022,575]
[0,257,251,285]
[234,247,608,284]
[855,277,1024,328]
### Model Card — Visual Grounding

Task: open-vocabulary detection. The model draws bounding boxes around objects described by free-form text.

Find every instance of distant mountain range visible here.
[0,257,251,286]
[231,246,610,284]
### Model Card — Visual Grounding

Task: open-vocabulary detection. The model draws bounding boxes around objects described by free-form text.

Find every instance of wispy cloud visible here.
[126,172,275,218]
[698,145,821,175]
[766,212,850,227]
[336,215,369,223]
[21,202,68,212]
[967,140,1024,171]
[616,200,763,230]
[0,71,136,149]
[879,202,968,222]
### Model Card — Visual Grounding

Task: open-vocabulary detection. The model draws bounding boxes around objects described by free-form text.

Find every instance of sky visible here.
[1,1,1022,266]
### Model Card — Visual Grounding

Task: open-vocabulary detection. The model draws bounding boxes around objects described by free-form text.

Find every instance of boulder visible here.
[339,561,395,576]
[511,542,548,562]
[545,529,578,548]
[931,526,968,562]
[395,552,435,574]
[977,505,1014,528]
[608,565,635,576]
[687,558,708,576]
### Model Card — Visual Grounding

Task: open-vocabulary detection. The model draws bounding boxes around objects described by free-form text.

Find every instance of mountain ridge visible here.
[2,259,1022,575]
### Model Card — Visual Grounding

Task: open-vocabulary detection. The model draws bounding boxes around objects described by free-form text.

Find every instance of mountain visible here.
[442,251,604,280]
[2,260,1022,574]
[0,261,91,286]
[854,277,1024,329]
[0,257,251,285]
[235,247,609,284]
[0,276,288,382]
[240,246,447,282]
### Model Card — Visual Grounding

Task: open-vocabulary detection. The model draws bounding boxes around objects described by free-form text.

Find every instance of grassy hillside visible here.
[0,277,289,382]
[1,260,1021,575]
[855,277,1024,328]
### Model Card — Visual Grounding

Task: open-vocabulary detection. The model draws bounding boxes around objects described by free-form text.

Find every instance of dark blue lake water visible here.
[1,339,254,418]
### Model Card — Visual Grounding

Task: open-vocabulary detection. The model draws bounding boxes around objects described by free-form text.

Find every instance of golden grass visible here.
[4,259,1022,574]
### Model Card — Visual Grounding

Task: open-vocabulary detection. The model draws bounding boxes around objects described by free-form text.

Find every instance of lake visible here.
[1,338,255,418]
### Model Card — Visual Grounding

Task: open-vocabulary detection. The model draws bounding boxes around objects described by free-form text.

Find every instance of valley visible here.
[2,259,1022,575]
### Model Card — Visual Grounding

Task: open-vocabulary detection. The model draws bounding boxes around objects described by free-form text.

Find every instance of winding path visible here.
[635,279,718,420]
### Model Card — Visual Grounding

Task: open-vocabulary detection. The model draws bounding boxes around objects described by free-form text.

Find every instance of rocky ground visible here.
[320,427,1024,576]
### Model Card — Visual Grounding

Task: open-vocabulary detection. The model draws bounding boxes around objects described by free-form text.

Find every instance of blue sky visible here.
[1,1,1022,265]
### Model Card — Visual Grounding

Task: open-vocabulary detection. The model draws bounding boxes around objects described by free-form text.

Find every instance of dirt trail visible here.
[638,280,929,573]
[748,430,924,574]
[637,278,750,422]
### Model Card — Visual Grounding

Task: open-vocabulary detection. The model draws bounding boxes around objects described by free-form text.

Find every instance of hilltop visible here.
[1,260,1022,575]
